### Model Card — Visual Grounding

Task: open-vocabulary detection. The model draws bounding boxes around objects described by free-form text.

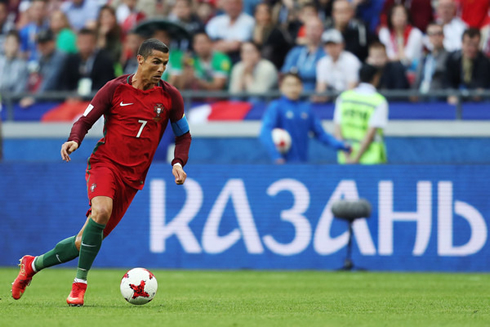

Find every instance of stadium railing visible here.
[1,89,490,122]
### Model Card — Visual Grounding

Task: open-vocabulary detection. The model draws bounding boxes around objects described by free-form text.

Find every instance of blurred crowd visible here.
[1,0,490,105]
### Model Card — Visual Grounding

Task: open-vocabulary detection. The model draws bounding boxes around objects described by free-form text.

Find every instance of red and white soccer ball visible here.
[120,267,158,305]
[272,128,292,154]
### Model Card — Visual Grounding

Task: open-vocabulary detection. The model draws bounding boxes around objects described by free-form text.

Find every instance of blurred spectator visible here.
[0,1,16,49]
[460,0,489,29]
[351,0,384,33]
[49,10,77,54]
[115,0,146,35]
[19,0,49,64]
[20,29,66,107]
[436,0,467,52]
[168,0,205,37]
[243,0,261,17]
[378,4,423,69]
[96,5,122,66]
[196,1,216,25]
[8,0,21,27]
[324,0,375,62]
[0,30,28,94]
[253,3,293,70]
[61,0,100,31]
[181,31,231,91]
[366,41,409,90]
[294,2,319,45]
[281,17,325,91]
[58,28,115,93]
[445,28,490,104]
[480,21,490,57]
[152,28,184,86]
[314,29,361,102]
[259,72,350,163]
[121,31,143,74]
[205,0,255,63]
[229,41,277,97]
[380,0,433,33]
[413,22,448,95]
[270,0,299,27]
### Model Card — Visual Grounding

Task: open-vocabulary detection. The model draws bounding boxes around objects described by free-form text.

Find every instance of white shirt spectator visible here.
[378,26,424,65]
[334,83,388,128]
[441,17,467,52]
[61,0,101,31]
[316,51,361,92]
[229,59,278,93]
[205,13,255,42]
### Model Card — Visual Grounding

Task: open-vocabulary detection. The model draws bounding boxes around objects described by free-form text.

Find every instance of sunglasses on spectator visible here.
[428,31,443,36]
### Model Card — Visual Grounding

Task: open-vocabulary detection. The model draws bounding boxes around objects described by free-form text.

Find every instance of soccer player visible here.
[259,72,350,163]
[11,38,192,306]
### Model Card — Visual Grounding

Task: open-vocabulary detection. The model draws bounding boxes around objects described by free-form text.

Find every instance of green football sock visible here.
[76,219,105,281]
[34,236,79,271]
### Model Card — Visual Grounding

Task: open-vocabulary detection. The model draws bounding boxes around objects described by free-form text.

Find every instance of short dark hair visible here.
[282,72,302,83]
[369,41,386,51]
[138,38,169,59]
[78,27,96,37]
[359,64,379,83]
[463,27,480,40]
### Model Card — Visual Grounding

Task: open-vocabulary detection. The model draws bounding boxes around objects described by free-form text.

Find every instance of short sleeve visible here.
[369,99,389,128]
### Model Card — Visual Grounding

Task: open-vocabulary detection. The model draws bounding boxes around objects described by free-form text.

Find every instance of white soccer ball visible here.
[272,128,292,154]
[120,267,158,305]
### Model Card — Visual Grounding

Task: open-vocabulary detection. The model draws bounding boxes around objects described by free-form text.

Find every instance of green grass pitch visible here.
[0,268,489,327]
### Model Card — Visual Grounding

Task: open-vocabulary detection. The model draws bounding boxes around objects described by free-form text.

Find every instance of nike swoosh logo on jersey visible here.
[120,102,134,106]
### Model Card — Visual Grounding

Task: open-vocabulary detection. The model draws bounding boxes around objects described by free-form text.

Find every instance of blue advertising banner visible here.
[1,163,488,272]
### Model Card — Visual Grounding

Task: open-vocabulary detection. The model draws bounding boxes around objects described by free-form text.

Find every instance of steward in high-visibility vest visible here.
[334,64,388,164]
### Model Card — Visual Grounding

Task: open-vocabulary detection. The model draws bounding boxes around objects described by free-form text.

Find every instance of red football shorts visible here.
[85,165,138,237]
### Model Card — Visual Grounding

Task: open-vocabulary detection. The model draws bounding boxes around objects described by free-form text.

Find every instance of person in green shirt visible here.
[181,31,231,91]
[334,63,388,164]
[50,10,77,54]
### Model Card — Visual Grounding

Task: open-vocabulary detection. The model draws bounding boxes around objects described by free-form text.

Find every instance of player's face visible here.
[138,50,170,83]
[281,76,303,101]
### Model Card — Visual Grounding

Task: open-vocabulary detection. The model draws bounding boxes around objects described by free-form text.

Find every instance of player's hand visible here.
[61,141,79,162]
[172,164,187,185]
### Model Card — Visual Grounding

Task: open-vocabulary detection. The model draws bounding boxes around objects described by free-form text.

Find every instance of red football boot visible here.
[66,282,87,306]
[11,255,37,300]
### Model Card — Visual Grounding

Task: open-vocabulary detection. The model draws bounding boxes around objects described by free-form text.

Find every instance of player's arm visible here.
[310,110,350,152]
[349,98,388,164]
[348,127,377,164]
[61,82,114,162]
[259,101,283,163]
[169,86,191,185]
[333,96,344,140]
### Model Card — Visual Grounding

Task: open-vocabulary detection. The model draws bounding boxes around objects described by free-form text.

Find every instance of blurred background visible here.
[0,0,489,272]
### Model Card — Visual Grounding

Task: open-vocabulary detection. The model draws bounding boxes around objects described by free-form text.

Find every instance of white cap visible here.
[322,29,344,44]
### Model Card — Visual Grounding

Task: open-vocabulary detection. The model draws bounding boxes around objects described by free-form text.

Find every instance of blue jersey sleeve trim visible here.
[171,115,190,137]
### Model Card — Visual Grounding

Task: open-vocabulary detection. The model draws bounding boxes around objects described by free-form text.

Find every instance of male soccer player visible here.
[11,38,192,306]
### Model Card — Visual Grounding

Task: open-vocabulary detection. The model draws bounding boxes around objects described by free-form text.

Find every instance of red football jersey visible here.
[68,75,189,190]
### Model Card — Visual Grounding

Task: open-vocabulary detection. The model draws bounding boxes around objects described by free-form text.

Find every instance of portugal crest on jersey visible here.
[154,103,165,122]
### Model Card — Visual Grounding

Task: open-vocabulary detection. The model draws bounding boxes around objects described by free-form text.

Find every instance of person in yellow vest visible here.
[334,63,388,164]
